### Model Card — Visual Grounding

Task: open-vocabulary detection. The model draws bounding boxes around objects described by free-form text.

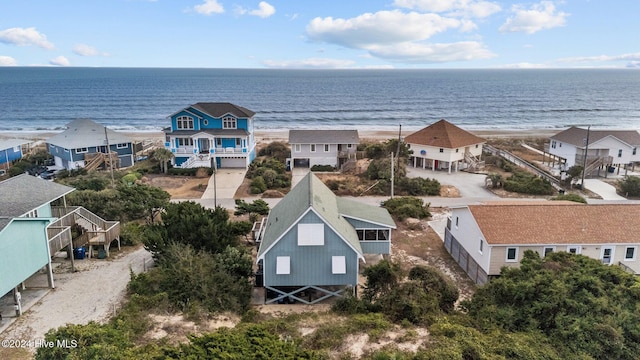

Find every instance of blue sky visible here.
[0,0,638,69]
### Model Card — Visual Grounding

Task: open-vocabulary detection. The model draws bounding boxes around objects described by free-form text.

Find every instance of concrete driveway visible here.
[406,167,499,199]
[291,167,309,187]
[583,179,626,201]
[201,168,247,199]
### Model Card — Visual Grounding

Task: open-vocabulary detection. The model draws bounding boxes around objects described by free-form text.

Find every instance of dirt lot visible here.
[142,174,209,199]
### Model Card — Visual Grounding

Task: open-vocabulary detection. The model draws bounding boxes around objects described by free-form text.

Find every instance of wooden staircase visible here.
[464,152,485,171]
[84,152,119,171]
[583,156,613,178]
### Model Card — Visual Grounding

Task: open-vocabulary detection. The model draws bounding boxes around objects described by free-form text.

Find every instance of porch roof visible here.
[166,129,249,137]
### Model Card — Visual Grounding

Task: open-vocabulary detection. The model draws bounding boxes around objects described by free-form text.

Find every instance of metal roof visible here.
[45,119,133,149]
[0,174,75,232]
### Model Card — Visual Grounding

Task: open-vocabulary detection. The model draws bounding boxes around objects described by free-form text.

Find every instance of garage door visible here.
[220,157,246,168]
[293,158,310,168]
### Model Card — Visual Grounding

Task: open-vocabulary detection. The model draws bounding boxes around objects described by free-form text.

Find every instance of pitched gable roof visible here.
[46,119,132,149]
[190,102,255,118]
[289,130,360,145]
[258,172,385,260]
[0,138,30,150]
[405,119,485,148]
[467,203,640,245]
[551,126,640,147]
[0,174,75,232]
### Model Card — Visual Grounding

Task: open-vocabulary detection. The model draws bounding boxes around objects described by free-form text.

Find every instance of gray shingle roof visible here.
[46,119,133,149]
[337,197,396,228]
[551,126,640,147]
[258,172,372,259]
[0,138,31,150]
[288,130,360,145]
[191,103,256,118]
[0,174,75,232]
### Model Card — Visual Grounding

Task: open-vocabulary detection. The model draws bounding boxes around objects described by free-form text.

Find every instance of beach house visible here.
[46,119,134,171]
[547,126,640,175]
[288,130,359,169]
[164,102,256,169]
[445,203,640,285]
[255,172,395,304]
[405,119,485,173]
[0,174,120,316]
[0,138,30,174]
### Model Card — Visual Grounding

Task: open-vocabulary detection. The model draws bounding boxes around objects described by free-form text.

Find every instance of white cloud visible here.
[0,56,17,66]
[0,27,54,49]
[263,57,356,69]
[559,53,640,63]
[498,62,549,69]
[73,44,109,57]
[193,0,224,15]
[368,41,495,63]
[49,56,70,66]
[394,0,501,18]
[307,10,460,48]
[250,2,275,18]
[500,1,568,34]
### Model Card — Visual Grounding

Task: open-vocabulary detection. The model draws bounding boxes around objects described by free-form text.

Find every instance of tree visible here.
[151,148,174,174]
[381,196,430,220]
[234,199,270,216]
[485,173,503,189]
[618,175,640,197]
[116,183,170,223]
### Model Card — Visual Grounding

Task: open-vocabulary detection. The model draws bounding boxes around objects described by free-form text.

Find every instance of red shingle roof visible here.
[468,204,640,245]
[405,119,485,148]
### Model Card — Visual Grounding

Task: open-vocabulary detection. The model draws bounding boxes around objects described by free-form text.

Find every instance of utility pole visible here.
[104,126,115,188]
[210,156,217,207]
[581,125,591,188]
[390,152,394,199]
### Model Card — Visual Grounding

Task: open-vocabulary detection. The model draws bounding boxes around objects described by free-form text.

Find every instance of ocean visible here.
[0,67,639,133]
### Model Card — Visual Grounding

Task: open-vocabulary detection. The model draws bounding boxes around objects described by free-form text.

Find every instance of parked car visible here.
[40,168,61,180]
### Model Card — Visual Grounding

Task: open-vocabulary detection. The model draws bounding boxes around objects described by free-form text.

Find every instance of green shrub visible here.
[381,196,430,220]
[551,193,587,203]
[618,176,640,197]
[167,167,213,176]
[503,171,554,195]
[310,164,335,172]
[258,141,290,163]
[119,222,146,246]
[250,176,267,194]
[398,177,440,196]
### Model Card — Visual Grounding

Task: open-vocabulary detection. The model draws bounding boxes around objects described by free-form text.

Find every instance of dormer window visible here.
[177,116,194,130]
[223,116,237,129]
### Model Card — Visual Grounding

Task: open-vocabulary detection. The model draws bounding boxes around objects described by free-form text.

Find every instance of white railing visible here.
[215,147,244,154]
[172,147,196,154]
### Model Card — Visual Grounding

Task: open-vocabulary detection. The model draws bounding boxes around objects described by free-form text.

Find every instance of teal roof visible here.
[258,172,394,259]
[258,172,363,259]
[337,197,396,228]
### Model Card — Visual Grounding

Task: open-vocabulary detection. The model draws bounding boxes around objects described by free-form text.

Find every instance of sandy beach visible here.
[0,128,559,145]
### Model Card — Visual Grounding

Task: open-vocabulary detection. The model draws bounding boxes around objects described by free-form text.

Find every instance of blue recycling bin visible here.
[73,247,86,260]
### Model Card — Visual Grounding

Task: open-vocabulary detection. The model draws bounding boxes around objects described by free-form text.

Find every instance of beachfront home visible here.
[547,126,640,175]
[46,119,134,171]
[0,138,31,174]
[255,172,395,304]
[405,119,485,173]
[0,174,120,316]
[445,203,640,285]
[288,130,359,169]
[164,102,256,169]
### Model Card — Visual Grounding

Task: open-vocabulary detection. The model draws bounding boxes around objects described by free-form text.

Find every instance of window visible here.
[567,245,581,254]
[324,144,330,152]
[551,140,556,149]
[116,143,127,149]
[618,149,623,158]
[276,256,290,275]
[216,138,222,146]
[332,256,346,274]
[475,144,479,148]
[559,143,562,148]
[455,216,459,228]
[223,116,237,129]
[310,144,316,152]
[506,247,518,262]
[455,148,459,153]
[625,246,636,261]
[356,229,389,241]
[236,138,241,146]
[203,119,209,126]
[76,147,88,153]
[633,147,637,155]
[601,247,614,264]
[25,209,38,218]
[294,144,301,152]
[439,148,444,153]
[178,138,194,147]
[543,246,555,257]
[177,116,194,129]
[479,239,484,254]
[297,223,324,246]
[347,144,353,149]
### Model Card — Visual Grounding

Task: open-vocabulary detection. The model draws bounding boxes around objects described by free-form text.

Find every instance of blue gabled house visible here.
[256,172,396,304]
[46,119,134,171]
[163,102,256,168]
[0,139,30,174]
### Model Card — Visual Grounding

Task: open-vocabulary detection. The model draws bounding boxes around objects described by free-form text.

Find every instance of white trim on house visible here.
[506,247,518,262]
[340,214,397,229]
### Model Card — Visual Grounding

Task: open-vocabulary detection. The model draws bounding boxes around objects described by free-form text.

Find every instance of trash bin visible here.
[558,189,565,195]
[608,166,615,173]
[97,249,107,259]
[73,247,85,260]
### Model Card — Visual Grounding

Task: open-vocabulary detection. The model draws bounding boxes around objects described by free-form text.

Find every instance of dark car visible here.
[40,169,61,180]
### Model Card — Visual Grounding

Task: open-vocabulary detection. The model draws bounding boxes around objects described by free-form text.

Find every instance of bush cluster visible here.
[167,167,213,176]
[503,170,554,195]
[397,177,440,196]
[310,164,335,172]
[618,175,640,197]
[381,196,431,220]
[247,158,290,193]
[257,141,289,163]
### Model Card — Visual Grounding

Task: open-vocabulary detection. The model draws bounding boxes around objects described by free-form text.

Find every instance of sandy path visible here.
[0,246,151,353]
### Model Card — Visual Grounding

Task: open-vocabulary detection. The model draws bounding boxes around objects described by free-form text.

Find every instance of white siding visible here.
[449,208,491,274]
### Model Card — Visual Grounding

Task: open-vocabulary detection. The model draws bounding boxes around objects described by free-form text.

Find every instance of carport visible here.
[293,158,310,168]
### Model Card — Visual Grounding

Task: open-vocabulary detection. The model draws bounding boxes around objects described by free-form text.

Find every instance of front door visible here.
[199,138,210,153]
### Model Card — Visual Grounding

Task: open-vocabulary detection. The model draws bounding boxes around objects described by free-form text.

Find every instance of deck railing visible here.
[50,206,121,256]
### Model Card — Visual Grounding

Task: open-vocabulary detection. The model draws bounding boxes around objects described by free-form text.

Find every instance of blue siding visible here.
[0,147,23,164]
[361,242,390,254]
[264,211,359,287]
[175,156,189,166]
[48,143,72,161]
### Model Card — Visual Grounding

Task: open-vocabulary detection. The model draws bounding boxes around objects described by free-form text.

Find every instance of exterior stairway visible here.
[84,152,119,171]
[464,152,485,171]
[47,206,120,260]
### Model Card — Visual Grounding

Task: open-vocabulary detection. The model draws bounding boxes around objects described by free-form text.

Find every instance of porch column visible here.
[432,160,435,171]
[448,162,452,174]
